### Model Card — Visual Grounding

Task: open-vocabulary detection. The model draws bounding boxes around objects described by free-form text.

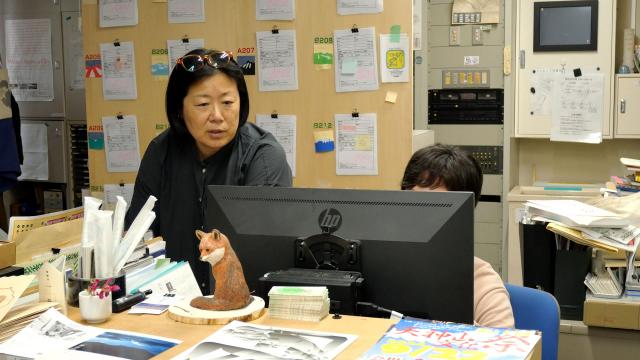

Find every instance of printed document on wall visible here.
[335,113,378,175]
[334,27,378,92]
[4,19,54,101]
[18,124,48,181]
[256,114,297,177]
[256,0,295,20]
[256,30,299,91]
[380,33,409,83]
[99,0,138,27]
[168,0,205,23]
[103,184,134,210]
[337,0,383,15]
[100,42,137,100]
[167,39,205,73]
[550,74,604,144]
[102,115,141,173]
[529,69,562,117]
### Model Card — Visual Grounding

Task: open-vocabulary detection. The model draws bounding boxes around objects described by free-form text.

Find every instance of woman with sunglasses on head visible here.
[125,49,292,294]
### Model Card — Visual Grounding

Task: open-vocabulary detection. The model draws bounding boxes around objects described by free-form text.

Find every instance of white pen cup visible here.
[66,271,126,307]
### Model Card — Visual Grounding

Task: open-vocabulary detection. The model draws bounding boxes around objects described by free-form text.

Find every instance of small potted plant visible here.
[78,278,120,323]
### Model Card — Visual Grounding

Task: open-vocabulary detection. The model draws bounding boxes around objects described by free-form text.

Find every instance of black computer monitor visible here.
[205,185,474,324]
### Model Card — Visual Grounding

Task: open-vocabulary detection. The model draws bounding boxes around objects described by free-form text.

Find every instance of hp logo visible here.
[318,208,342,233]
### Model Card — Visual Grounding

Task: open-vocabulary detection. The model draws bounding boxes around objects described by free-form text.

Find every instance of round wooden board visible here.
[168,295,265,325]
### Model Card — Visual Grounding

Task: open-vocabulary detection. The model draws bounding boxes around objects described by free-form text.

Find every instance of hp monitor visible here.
[205,185,474,324]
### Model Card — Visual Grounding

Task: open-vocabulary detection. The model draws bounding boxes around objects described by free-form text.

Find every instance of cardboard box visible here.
[0,242,16,269]
[583,297,640,330]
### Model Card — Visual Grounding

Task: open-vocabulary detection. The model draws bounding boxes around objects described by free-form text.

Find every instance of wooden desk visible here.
[67,308,541,359]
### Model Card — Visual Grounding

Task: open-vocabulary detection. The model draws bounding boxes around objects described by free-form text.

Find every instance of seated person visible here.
[401,144,515,328]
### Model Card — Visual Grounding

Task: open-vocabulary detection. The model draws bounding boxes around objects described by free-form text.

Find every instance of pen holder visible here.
[66,271,126,307]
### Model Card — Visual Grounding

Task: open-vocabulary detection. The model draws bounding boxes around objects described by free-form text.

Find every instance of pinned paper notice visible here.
[313,130,335,153]
[385,91,398,103]
[355,135,372,151]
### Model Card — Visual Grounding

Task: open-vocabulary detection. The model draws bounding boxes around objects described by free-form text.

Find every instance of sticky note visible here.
[341,58,357,74]
[355,135,372,151]
[385,91,398,103]
[390,25,401,42]
[314,130,335,153]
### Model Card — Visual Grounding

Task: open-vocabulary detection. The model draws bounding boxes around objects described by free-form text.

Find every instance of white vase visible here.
[79,290,112,323]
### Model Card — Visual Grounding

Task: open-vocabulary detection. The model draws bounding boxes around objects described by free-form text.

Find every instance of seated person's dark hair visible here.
[165,48,249,140]
[401,144,483,206]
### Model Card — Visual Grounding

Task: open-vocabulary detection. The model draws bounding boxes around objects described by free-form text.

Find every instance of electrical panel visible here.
[428,89,504,124]
[458,145,503,175]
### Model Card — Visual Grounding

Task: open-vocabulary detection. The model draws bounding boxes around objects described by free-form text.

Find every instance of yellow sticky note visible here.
[314,130,334,142]
[355,135,372,151]
[385,91,398,103]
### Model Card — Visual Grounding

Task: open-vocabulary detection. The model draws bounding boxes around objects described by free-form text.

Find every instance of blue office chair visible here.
[505,284,560,360]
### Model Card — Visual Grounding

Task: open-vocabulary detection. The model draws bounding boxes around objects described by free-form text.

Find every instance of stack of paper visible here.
[525,200,627,228]
[268,286,330,322]
[0,275,60,343]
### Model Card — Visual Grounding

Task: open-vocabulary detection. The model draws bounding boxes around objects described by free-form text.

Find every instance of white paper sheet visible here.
[102,115,141,172]
[100,42,137,100]
[256,30,299,91]
[4,19,54,101]
[550,74,604,144]
[168,0,205,23]
[167,38,205,74]
[380,33,409,83]
[413,0,422,50]
[99,0,138,27]
[529,69,562,117]
[335,113,378,175]
[334,27,379,92]
[18,124,48,180]
[337,0,383,15]
[256,0,295,20]
[64,14,85,90]
[174,320,357,360]
[103,183,134,208]
[256,114,297,177]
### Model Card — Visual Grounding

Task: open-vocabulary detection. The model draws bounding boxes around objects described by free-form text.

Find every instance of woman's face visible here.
[182,72,240,159]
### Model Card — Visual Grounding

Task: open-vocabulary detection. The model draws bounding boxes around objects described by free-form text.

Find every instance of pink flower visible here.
[87,278,120,299]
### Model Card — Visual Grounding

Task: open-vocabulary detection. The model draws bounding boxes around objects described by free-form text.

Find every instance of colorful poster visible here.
[360,318,540,360]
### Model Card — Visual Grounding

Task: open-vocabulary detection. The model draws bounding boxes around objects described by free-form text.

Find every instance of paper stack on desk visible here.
[268,286,330,322]
[0,275,60,343]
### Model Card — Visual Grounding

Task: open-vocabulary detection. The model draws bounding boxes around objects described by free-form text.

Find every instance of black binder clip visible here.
[351,108,359,118]
[181,35,189,43]
[119,181,125,187]
[351,25,359,33]
[271,25,279,34]
[271,110,278,119]
[116,112,124,120]
[113,38,121,47]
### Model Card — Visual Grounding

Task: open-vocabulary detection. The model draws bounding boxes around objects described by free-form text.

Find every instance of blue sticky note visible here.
[341,58,357,74]
[88,132,104,150]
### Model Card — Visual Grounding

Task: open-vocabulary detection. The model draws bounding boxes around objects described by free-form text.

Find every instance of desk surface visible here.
[67,307,541,359]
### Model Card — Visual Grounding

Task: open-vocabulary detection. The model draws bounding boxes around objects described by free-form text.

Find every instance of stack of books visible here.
[618,158,640,194]
[268,286,330,322]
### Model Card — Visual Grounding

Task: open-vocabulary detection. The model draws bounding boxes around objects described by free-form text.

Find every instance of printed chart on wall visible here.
[256,29,299,91]
[167,39,205,73]
[4,19,54,101]
[256,0,295,20]
[168,0,205,23]
[551,73,604,144]
[334,27,378,92]
[100,42,138,100]
[335,113,377,175]
[256,114,297,177]
[337,0,383,15]
[102,115,141,173]
[99,0,138,28]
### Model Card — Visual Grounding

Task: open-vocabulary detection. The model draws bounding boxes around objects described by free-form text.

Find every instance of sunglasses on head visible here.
[176,51,234,72]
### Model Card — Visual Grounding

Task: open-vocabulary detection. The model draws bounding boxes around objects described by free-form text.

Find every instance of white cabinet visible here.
[614,74,640,138]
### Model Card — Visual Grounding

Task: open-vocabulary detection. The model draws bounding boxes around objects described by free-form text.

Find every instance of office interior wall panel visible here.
[476,202,501,223]
[83,1,413,190]
[475,242,502,272]
[428,46,503,68]
[482,175,503,196]
[62,10,85,121]
[428,125,503,145]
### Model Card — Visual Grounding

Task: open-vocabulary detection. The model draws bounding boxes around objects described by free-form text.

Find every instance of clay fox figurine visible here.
[190,229,251,311]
